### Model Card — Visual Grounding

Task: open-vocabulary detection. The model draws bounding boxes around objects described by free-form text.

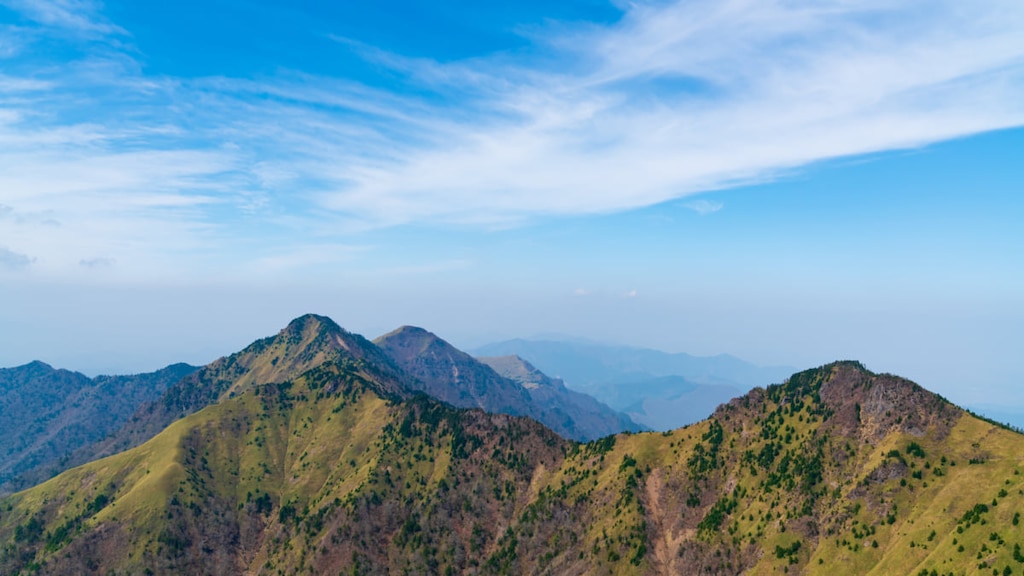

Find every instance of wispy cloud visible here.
[327,0,1024,224]
[0,246,34,269]
[0,0,124,35]
[372,259,473,277]
[79,256,115,268]
[685,199,723,215]
[240,244,370,279]
[0,0,1022,279]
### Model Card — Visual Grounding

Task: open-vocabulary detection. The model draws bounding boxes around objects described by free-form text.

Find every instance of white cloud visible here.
[573,288,589,296]
[79,256,115,268]
[321,0,1024,225]
[242,244,369,278]
[0,25,28,58]
[0,0,1022,279]
[0,0,125,35]
[0,74,51,92]
[685,199,723,215]
[0,246,34,269]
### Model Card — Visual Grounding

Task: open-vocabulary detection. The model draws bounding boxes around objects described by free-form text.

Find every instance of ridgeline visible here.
[1,318,1022,575]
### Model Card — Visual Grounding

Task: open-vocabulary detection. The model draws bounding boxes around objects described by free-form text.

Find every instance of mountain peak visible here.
[7,360,56,375]
[375,325,436,342]
[374,325,450,359]
[274,314,395,364]
[719,359,960,443]
[281,313,344,339]
[376,325,538,411]
[376,329,642,440]
[478,355,560,390]
[387,325,431,336]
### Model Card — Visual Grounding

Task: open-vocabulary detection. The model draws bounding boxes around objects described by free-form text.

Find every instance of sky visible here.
[0,0,1022,411]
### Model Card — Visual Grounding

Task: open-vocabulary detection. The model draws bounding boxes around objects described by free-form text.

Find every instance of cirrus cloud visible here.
[0,0,1022,278]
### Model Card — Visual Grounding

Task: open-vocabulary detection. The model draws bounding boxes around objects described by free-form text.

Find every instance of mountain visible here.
[615,375,744,429]
[0,360,197,493]
[0,357,564,575]
[375,326,643,440]
[479,354,644,439]
[4,317,636,494]
[4,355,1024,575]
[2,314,401,494]
[471,338,795,430]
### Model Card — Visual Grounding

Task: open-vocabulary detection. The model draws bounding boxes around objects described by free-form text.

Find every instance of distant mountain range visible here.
[375,326,643,440]
[471,338,795,430]
[1,316,1021,575]
[965,404,1024,431]
[0,360,197,491]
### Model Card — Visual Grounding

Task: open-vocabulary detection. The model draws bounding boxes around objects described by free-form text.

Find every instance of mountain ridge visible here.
[479,354,646,439]
[472,338,794,389]
[0,360,198,493]
[2,314,398,493]
[3,356,1023,575]
[375,325,643,441]
[471,337,795,431]
[3,316,637,493]
[477,354,562,390]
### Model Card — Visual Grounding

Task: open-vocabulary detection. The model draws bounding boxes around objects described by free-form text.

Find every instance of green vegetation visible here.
[2,349,1023,575]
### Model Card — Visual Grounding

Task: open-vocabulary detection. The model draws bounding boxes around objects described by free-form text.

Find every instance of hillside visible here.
[3,357,1024,575]
[0,361,197,493]
[471,338,793,430]
[5,316,636,493]
[4,314,401,494]
[376,326,643,440]
[0,357,566,575]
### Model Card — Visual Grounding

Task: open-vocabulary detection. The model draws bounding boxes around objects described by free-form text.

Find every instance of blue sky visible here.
[0,0,1022,410]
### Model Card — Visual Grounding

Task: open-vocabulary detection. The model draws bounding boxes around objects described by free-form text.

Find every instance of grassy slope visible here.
[492,362,1024,575]
[7,315,387,494]
[0,357,568,575]
[2,361,1023,575]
